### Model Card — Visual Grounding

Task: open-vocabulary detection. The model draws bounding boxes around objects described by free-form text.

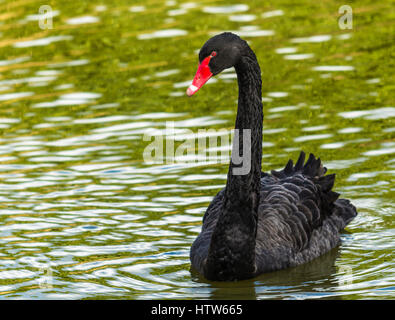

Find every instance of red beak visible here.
[186,55,213,96]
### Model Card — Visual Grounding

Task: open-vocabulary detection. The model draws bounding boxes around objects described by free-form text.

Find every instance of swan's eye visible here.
[210,51,217,57]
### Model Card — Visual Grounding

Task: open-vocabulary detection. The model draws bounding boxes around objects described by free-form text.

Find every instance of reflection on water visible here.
[13,36,73,48]
[0,0,393,300]
[202,4,249,14]
[192,247,341,300]
[291,35,332,43]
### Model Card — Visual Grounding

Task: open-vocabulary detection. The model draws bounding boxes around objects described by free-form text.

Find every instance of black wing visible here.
[255,152,357,272]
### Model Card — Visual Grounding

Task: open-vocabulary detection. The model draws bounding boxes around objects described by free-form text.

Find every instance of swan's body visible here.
[187,33,357,281]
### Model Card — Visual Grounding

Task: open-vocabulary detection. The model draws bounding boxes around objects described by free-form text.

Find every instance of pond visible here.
[0,0,393,299]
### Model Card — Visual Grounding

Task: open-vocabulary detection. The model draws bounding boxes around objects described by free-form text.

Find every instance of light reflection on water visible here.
[0,0,393,300]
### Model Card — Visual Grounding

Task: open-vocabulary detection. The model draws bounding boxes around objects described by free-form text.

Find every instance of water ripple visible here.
[0,0,392,301]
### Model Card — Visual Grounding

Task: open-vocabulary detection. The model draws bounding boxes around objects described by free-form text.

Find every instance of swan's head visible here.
[187,32,246,96]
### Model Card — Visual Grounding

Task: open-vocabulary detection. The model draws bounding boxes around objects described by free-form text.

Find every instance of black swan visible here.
[186,32,357,281]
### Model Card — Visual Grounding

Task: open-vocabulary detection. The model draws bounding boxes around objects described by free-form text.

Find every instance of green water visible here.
[0,0,393,299]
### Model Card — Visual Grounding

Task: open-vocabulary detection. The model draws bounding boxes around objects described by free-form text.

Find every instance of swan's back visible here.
[190,152,357,276]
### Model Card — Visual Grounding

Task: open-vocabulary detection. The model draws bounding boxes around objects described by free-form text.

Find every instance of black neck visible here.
[226,51,263,211]
[204,47,263,280]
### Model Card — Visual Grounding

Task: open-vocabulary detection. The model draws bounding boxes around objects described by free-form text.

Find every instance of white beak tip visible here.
[186,85,198,96]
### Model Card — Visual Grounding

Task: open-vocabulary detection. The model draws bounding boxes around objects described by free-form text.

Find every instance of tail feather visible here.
[271,151,327,179]
[284,159,294,175]
[294,151,306,171]
[334,198,358,228]
[271,151,358,228]
[318,174,336,192]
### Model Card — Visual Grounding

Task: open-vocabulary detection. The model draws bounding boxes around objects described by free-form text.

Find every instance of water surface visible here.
[0,0,393,299]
